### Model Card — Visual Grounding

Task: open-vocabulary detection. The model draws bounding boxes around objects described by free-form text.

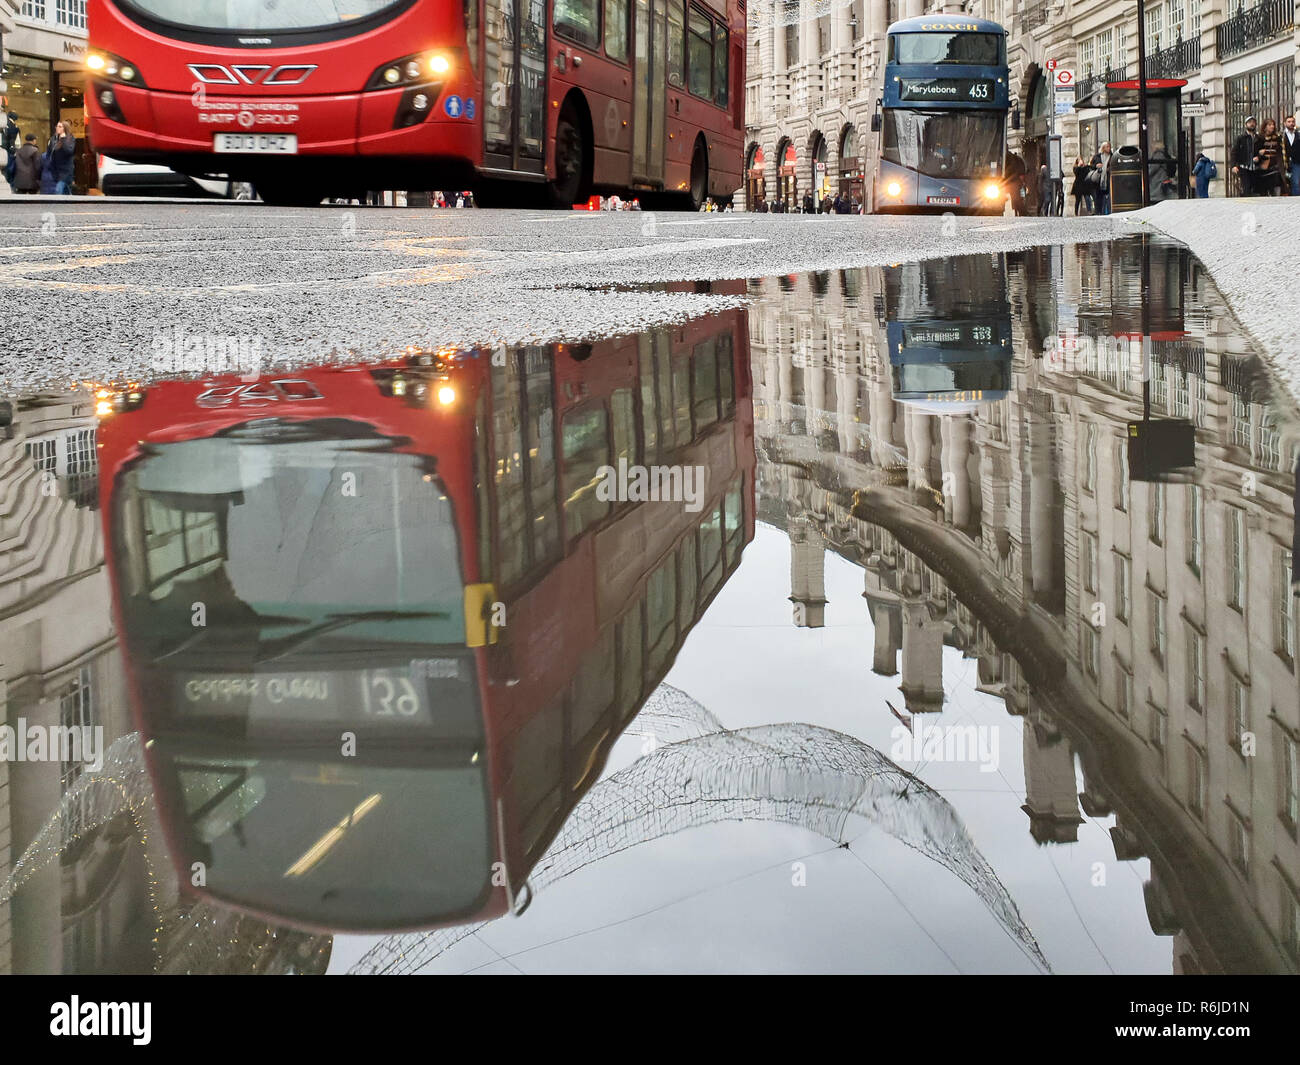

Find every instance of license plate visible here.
[214,133,298,154]
[927,196,960,205]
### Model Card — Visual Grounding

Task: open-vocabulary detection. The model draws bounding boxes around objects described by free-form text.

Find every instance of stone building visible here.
[743,0,1298,208]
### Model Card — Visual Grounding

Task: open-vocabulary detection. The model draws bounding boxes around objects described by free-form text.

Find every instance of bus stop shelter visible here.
[1097,78,1190,205]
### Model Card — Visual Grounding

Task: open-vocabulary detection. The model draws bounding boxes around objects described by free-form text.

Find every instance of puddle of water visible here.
[0,234,1296,975]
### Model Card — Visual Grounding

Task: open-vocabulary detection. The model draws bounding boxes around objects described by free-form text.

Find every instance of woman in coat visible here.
[46,121,77,194]
[1255,119,1284,196]
[1070,156,1093,215]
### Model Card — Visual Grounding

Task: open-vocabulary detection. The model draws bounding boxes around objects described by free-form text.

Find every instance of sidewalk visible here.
[1130,197,1300,406]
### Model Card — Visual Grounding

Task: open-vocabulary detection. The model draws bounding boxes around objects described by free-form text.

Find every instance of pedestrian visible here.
[1232,116,1259,196]
[46,121,76,195]
[1284,115,1300,196]
[12,134,42,194]
[2,110,19,190]
[1191,151,1217,198]
[1070,155,1092,214]
[1255,118,1284,197]
[1090,143,1113,214]
[1037,164,1052,216]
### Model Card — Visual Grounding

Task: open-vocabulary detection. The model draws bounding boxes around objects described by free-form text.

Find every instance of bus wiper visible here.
[254,611,448,663]
[151,612,313,663]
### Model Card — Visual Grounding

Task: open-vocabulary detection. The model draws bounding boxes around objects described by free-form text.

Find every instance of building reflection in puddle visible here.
[751,234,1300,973]
[3,235,1299,973]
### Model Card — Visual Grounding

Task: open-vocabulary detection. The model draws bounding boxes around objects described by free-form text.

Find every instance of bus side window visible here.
[687,8,712,100]
[639,338,660,464]
[555,0,601,51]
[604,0,629,62]
[646,558,677,676]
[692,336,718,431]
[724,476,744,569]
[512,694,565,861]
[611,387,637,473]
[672,353,692,446]
[475,392,493,582]
[569,627,616,790]
[561,404,611,542]
[712,22,728,109]
[492,349,529,587]
[524,349,561,566]
[617,599,645,721]
[677,536,698,635]
[717,331,735,418]
[699,500,724,598]
[666,0,686,88]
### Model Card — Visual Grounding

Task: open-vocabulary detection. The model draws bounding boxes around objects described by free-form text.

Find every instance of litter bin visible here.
[1109,145,1146,212]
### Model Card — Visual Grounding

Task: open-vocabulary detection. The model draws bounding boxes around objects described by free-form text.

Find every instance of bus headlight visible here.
[366,51,453,91]
[86,51,147,87]
[984,182,1001,200]
[886,181,902,197]
[436,385,456,407]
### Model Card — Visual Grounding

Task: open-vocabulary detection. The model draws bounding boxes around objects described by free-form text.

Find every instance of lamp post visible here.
[1136,0,1151,205]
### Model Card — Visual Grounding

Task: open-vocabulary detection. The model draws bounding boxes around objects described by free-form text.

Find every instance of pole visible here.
[1136,0,1151,206]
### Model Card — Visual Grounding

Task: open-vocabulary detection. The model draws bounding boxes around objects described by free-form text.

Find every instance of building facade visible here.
[744,0,1299,208]
[0,0,89,191]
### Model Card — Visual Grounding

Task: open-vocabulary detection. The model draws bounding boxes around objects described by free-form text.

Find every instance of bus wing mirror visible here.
[870,113,881,133]
[464,582,499,647]
[1011,107,1022,131]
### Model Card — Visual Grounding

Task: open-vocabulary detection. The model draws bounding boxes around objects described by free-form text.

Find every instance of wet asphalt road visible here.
[0,199,1131,390]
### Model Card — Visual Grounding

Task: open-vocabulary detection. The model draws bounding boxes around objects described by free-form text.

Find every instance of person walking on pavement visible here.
[1191,151,1218,198]
[1070,155,1093,214]
[12,134,43,194]
[46,121,76,194]
[1256,118,1284,196]
[1037,164,1052,216]
[3,110,20,190]
[1232,116,1260,196]
[1090,143,1113,215]
[1284,115,1300,196]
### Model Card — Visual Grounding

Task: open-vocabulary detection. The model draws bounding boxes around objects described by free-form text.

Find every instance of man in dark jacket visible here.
[1232,116,1259,196]
[13,134,42,193]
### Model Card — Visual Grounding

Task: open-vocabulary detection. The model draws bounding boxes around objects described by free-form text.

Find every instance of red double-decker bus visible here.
[95,302,754,933]
[85,0,745,208]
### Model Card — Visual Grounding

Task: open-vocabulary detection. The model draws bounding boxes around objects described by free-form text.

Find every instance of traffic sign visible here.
[1053,69,1075,90]
[1046,59,1058,71]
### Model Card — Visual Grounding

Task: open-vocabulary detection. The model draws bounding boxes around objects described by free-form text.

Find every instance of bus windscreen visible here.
[889,31,1003,65]
[883,110,1004,179]
[120,0,405,31]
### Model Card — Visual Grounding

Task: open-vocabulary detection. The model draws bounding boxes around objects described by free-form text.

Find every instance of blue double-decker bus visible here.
[880,255,1012,412]
[872,16,1010,214]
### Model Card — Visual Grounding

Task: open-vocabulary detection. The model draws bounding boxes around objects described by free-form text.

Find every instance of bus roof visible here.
[886,15,1005,34]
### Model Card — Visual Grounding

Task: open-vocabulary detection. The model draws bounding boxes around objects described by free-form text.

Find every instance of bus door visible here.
[483,0,549,173]
[631,0,667,184]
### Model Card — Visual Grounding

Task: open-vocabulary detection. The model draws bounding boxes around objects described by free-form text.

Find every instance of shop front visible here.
[811,133,830,206]
[2,10,90,190]
[777,141,798,209]
[838,126,862,206]
[746,145,766,211]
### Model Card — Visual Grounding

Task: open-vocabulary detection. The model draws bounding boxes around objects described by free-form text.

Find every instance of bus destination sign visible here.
[900,78,995,102]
